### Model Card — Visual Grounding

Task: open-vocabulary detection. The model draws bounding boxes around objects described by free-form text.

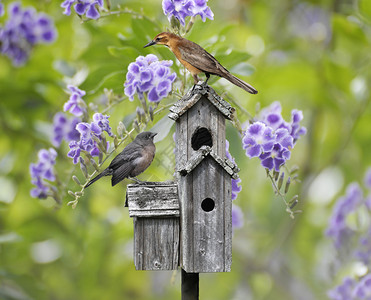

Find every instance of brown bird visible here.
[144,32,258,94]
[85,131,157,188]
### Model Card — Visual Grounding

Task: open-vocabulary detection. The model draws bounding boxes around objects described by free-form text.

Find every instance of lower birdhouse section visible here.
[126,182,179,271]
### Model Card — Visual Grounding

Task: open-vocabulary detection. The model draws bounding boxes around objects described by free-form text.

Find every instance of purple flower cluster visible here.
[63,85,87,117]
[226,140,244,231]
[162,0,214,26]
[0,2,4,17]
[124,54,176,103]
[328,277,356,300]
[68,113,113,164]
[226,140,242,200]
[0,2,57,66]
[61,0,104,20]
[232,204,244,232]
[355,225,371,265]
[52,112,81,147]
[325,183,363,248]
[30,148,57,199]
[242,102,306,172]
[328,274,371,300]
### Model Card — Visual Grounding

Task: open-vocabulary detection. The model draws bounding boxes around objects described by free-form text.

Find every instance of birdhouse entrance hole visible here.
[191,127,212,151]
[201,198,215,212]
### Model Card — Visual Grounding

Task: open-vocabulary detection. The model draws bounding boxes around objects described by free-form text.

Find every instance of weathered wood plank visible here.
[133,217,179,270]
[126,182,179,217]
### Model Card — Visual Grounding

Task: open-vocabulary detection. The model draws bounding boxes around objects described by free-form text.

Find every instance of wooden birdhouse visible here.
[126,85,239,276]
[168,85,239,273]
[126,181,179,271]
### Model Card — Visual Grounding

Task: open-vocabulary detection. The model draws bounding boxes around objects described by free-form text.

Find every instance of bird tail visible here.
[85,168,111,188]
[224,72,258,94]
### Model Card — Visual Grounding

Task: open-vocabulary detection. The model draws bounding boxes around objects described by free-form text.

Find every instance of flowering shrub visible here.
[52,113,81,147]
[327,167,371,299]
[63,85,87,117]
[124,54,177,103]
[226,140,243,231]
[325,183,363,248]
[61,0,104,19]
[242,102,306,172]
[0,2,57,66]
[68,113,113,164]
[30,148,57,198]
[162,0,214,26]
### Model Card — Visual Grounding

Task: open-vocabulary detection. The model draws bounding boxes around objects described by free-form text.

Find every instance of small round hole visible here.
[191,127,212,150]
[201,198,215,212]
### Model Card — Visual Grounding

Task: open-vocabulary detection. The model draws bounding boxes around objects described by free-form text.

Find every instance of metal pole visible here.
[181,269,199,300]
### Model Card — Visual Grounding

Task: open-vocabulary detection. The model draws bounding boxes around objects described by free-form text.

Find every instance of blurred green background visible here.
[1,0,371,299]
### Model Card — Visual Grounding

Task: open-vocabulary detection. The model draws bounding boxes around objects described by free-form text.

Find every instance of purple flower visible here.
[364,168,371,190]
[124,54,176,103]
[226,140,242,200]
[52,112,80,147]
[325,183,363,248]
[67,140,82,164]
[243,102,305,172]
[353,274,371,299]
[231,178,242,200]
[259,101,306,144]
[162,0,213,26]
[67,114,112,164]
[0,2,57,66]
[242,122,275,158]
[61,0,104,20]
[93,113,113,137]
[328,277,357,300]
[0,2,4,17]
[191,0,214,22]
[30,148,57,199]
[63,85,87,117]
[232,204,244,232]
[259,142,291,172]
[290,109,307,143]
[354,225,371,265]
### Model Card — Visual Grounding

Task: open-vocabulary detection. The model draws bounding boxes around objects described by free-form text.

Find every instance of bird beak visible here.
[151,132,158,138]
[144,40,156,48]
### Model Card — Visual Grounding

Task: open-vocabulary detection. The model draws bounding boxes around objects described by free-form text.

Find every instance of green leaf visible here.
[107,46,140,59]
[214,49,252,70]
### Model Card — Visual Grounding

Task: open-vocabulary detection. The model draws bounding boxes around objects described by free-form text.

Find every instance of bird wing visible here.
[109,142,142,170]
[111,162,133,186]
[178,42,228,76]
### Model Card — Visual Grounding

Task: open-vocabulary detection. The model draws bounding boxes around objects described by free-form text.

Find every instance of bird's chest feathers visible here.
[130,144,155,176]
[170,44,202,76]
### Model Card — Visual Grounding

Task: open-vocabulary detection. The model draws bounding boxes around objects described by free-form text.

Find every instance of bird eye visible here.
[156,37,161,42]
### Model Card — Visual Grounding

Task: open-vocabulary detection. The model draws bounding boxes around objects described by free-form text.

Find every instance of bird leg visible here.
[200,73,210,88]
[191,74,201,92]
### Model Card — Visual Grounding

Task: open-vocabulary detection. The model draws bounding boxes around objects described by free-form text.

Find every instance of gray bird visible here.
[85,131,157,188]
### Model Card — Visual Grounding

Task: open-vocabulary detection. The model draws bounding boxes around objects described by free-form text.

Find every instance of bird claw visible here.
[191,81,208,94]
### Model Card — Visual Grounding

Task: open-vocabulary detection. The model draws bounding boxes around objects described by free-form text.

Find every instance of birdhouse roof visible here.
[168,85,235,121]
[178,146,240,179]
